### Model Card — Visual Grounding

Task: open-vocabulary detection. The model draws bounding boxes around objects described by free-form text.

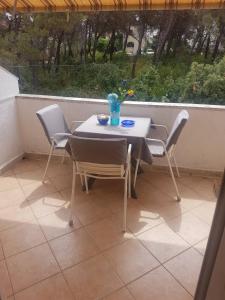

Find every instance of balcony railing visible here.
[0,65,225,175]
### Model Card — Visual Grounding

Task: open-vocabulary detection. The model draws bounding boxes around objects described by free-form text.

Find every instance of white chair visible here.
[134,110,189,201]
[36,104,82,182]
[68,136,132,232]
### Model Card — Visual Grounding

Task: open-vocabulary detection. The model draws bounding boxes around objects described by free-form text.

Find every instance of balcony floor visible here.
[0,157,218,300]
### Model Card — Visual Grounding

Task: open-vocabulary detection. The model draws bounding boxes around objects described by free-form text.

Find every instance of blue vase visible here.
[107,93,121,126]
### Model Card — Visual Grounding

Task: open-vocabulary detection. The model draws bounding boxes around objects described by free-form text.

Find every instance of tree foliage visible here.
[0,10,225,104]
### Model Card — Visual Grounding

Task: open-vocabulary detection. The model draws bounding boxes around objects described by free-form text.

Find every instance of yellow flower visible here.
[127,89,134,96]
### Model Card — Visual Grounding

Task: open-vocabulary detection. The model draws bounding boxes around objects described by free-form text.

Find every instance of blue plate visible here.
[121,120,135,127]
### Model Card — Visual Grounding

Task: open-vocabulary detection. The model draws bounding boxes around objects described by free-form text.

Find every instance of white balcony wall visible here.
[0,67,23,172]
[16,94,225,173]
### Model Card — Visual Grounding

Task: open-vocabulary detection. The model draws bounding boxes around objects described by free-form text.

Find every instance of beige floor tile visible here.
[128,266,192,300]
[0,170,13,176]
[155,202,186,221]
[104,239,159,284]
[85,215,133,251]
[168,212,210,245]
[36,157,60,167]
[194,178,217,202]
[103,287,134,300]
[191,201,216,225]
[38,207,81,240]
[7,243,60,293]
[140,200,184,223]
[14,274,73,300]
[0,243,4,261]
[178,174,204,191]
[50,228,99,269]
[74,198,112,226]
[143,173,181,201]
[137,180,186,222]
[38,160,72,179]
[0,162,215,300]
[164,248,203,296]
[50,174,72,191]
[13,160,40,175]
[28,192,68,219]
[0,173,20,192]
[174,183,205,212]
[64,254,123,300]
[60,187,88,206]
[0,220,46,257]
[194,238,208,256]
[22,181,57,201]
[137,223,190,263]
[181,176,216,202]
[0,205,35,232]
[0,188,26,210]
[89,182,126,215]
[145,174,204,210]
[0,260,13,298]
[126,202,163,235]
[138,178,174,208]
[15,169,44,187]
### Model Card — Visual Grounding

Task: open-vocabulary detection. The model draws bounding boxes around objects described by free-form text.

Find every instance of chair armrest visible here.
[71,121,84,124]
[150,124,169,137]
[51,133,72,144]
[54,133,72,137]
[146,138,167,150]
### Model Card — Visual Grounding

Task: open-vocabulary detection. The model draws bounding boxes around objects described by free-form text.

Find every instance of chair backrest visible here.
[36,104,70,145]
[166,110,189,151]
[69,136,127,164]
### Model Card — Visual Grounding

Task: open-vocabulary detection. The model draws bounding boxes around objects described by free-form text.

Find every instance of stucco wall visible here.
[16,94,225,173]
[0,66,19,101]
[0,67,24,171]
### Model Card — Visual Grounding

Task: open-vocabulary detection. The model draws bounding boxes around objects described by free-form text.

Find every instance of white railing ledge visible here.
[17,94,225,111]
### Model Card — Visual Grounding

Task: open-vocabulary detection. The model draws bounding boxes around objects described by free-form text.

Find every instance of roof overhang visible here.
[0,0,225,13]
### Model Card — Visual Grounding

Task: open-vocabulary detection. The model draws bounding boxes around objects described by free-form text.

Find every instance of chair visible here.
[134,110,189,201]
[68,136,132,232]
[36,104,82,182]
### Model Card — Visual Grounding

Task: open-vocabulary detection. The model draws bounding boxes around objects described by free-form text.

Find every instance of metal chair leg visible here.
[128,165,131,198]
[165,150,181,202]
[173,154,180,177]
[84,175,89,194]
[69,162,76,227]
[123,174,128,232]
[42,142,54,182]
[134,159,140,188]
[80,174,84,187]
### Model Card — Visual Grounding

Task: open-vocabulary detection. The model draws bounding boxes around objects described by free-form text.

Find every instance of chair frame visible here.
[42,120,83,182]
[134,123,181,202]
[149,123,180,176]
[69,144,132,232]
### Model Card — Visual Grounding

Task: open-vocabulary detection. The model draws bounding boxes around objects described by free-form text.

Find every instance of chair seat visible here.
[55,138,68,149]
[147,140,165,157]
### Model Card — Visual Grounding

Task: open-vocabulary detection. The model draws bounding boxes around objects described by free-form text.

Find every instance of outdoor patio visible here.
[0,155,218,300]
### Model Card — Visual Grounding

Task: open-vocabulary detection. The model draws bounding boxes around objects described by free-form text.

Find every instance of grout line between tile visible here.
[162,264,196,298]
[12,271,62,298]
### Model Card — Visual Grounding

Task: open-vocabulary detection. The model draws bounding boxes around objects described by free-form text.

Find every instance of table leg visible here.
[131,185,138,199]
[131,157,144,199]
[131,158,144,174]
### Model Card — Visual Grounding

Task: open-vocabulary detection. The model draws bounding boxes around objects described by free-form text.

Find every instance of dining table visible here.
[73,114,152,198]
